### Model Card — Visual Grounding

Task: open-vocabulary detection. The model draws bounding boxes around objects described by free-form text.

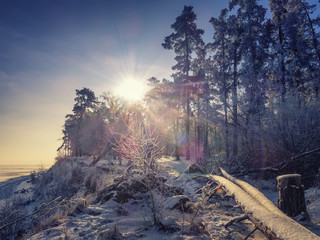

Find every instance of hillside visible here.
[1,157,320,239]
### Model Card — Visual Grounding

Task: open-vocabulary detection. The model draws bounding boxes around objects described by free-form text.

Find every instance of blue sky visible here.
[0,0,319,165]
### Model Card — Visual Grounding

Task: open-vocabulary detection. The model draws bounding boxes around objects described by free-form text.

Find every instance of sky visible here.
[0,0,319,166]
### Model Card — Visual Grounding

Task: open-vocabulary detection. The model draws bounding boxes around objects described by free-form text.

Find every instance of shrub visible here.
[0,197,26,240]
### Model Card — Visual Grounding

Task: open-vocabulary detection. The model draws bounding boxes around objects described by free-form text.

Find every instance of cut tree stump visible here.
[277,174,309,219]
[210,169,320,239]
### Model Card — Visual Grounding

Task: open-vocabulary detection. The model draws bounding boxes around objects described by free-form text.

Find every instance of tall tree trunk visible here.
[298,0,320,62]
[204,80,209,158]
[224,91,229,159]
[232,47,238,156]
[222,38,229,159]
[186,92,191,160]
[185,34,191,160]
[279,25,286,102]
[196,96,201,161]
[174,117,180,160]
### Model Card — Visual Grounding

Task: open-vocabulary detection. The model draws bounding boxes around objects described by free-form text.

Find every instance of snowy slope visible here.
[0,157,319,240]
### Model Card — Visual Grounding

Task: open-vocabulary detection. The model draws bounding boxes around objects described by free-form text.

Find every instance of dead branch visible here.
[294,147,320,160]
[224,214,248,228]
[0,196,65,231]
[244,227,258,240]
[90,142,112,166]
[232,147,320,176]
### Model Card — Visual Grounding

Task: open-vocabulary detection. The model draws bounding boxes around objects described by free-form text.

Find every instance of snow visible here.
[212,174,320,240]
[0,157,319,239]
[276,174,301,181]
[306,188,320,225]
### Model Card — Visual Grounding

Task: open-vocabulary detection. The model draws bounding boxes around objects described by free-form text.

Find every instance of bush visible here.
[115,118,164,227]
[0,197,27,240]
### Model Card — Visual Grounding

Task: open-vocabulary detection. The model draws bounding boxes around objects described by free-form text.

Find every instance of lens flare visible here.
[114,78,148,101]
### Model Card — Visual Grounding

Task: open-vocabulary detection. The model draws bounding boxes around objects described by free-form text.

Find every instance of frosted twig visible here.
[0,196,63,231]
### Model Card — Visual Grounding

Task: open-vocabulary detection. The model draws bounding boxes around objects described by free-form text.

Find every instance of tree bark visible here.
[186,91,191,160]
[222,36,229,159]
[232,46,238,156]
[185,33,191,161]
[174,117,180,160]
[277,174,309,219]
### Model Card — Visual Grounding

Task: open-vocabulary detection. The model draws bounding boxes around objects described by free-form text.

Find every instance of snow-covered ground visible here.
[0,157,319,239]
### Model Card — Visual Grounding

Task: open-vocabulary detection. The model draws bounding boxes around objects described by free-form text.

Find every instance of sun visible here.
[114,78,148,101]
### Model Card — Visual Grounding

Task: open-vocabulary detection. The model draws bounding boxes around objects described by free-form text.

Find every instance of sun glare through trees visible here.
[114,77,149,101]
[1,0,320,239]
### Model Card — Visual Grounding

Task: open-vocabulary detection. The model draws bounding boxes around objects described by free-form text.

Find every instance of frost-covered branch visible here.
[0,196,64,231]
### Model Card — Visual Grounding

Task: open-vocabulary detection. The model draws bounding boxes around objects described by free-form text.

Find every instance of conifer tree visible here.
[162,5,204,160]
[210,8,232,159]
[58,88,99,157]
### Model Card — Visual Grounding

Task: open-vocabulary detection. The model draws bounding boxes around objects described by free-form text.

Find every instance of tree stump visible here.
[277,174,309,219]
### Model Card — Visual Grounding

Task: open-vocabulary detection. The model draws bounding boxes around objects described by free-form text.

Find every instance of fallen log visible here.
[220,168,285,217]
[231,147,320,177]
[210,173,320,240]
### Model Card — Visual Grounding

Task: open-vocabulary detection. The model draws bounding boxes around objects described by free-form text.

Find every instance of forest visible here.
[57,0,320,185]
[1,0,320,239]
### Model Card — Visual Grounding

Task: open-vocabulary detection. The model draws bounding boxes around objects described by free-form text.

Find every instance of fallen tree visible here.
[210,168,320,240]
[231,147,320,177]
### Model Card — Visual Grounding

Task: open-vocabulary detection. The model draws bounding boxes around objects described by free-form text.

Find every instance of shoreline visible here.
[0,165,48,183]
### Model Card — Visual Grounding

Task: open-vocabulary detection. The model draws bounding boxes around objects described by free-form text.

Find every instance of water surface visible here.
[0,165,45,182]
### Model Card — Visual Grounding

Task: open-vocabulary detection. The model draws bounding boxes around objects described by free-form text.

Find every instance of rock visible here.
[159,216,180,233]
[164,185,184,196]
[166,195,193,213]
[101,192,115,203]
[129,180,148,193]
[184,163,204,174]
[118,179,148,193]
[93,185,116,203]
[114,191,135,204]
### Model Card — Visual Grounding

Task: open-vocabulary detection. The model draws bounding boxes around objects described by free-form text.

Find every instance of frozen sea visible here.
[0,165,44,183]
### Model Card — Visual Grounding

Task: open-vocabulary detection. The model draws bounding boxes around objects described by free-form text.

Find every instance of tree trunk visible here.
[232,46,238,156]
[277,174,309,219]
[174,117,180,160]
[224,91,229,159]
[186,94,191,160]
[204,80,210,159]
[222,37,229,159]
[90,142,112,166]
[185,33,191,161]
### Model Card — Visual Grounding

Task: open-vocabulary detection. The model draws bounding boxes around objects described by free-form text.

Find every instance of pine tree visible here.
[209,8,232,159]
[229,0,268,166]
[268,0,288,101]
[268,0,320,100]
[58,88,99,157]
[162,5,204,160]
[227,13,243,157]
